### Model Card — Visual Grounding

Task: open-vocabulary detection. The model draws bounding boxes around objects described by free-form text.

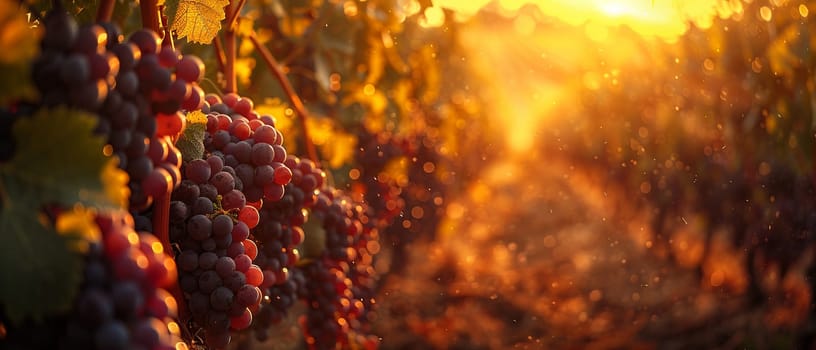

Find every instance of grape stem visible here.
[159,8,175,49]
[212,36,226,77]
[225,0,246,32]
[95,0,114,23]
[151,188,192,336]
[222,0,238,93]
[152,192,172,261]
[248,31,319,163]
[140,0,160,33]
[223,32,236,93]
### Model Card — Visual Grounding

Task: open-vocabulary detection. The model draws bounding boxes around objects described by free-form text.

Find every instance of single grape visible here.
[209,287,234,312]
[187,214,213,240]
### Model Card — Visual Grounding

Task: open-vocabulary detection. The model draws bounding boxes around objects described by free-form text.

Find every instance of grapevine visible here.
[6,0,813,349]
[0,0,385,348]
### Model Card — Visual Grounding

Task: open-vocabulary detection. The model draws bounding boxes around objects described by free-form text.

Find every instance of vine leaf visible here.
[300,214,326,260]
[0,108,128,323]
[170,0,229,44]
[176,110,207,161]
[307,117,357,168]
[0,205,84,324]
[3,108,129,209]
[235,57,256,86]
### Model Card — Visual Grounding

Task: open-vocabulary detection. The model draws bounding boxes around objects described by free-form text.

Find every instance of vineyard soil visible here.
[375,156,759,349]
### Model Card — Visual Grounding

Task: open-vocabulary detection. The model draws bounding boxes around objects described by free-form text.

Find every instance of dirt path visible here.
[372,155,762,349]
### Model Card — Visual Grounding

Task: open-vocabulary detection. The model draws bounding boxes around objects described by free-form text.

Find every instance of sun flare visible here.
[428,0,745,153]
[433,0,739,41]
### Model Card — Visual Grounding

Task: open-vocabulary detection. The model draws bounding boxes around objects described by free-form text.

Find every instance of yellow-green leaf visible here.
[0,108,128,323]
[170,0,229,44]
[177,110,207,161]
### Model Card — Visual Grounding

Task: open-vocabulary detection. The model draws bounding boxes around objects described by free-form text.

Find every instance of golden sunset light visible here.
[1,0,815,349]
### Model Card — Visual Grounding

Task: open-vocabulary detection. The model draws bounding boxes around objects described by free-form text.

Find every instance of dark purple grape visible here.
[128,29,161,55]
[111,281,144,319]
[235,164,255,188]
[177,250,199,272]
[176,55,204,82]
[169,201,188,223]
[215,257,236,278]
[210,171,236,195]
[198,270,223,294]
[187,214,212,240]
[212,214,234,238]
[42,11,78,50]
[185,159,211,184]
[93,321,129,350]
[254,165,274,187]
[224,271,246,291]
[77,289,114,326]
[236,285,260,308]
[251,143,275,166]
[209,287,234,311]
[126,156,153,181]
[189,292,210,317]
[60,53,90,85]
[192,197,214,216]
[201,238,217,251]
[131,318,162,348]
[222,189,246,210]
[199,252,219,270]
[180,274,199,293]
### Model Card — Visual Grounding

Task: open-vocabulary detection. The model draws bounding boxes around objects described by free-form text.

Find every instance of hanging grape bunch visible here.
[168,90,297,348]
[31,8,207,212]
[249,155,323,341]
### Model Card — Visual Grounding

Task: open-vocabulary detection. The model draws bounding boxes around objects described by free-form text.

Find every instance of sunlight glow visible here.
[433,0,740,41]
[598,3,638,17]
[432,0,745,154]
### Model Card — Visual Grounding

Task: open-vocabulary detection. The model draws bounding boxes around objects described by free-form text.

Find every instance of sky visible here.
[432,0,740,41]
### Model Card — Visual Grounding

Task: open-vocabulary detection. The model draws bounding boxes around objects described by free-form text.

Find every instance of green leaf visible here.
[177,110,207,161]
[0,63,37,105]
[0,206,83,323]
[300,214,326,260]
[0,107,128,323]
[2,107,128,210]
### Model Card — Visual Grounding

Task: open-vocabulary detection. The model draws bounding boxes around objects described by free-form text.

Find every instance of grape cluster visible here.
[296,189,378,349]
[310,190,358,261]
[169,93,293,348]
[249,156,324,340]
[297,259,351,349]
[34,11,116,112]
[65,211,182,350]
[0,211,183,350]
[354,130,405,227]
[170,156,265,348]
[251,269,305,342]
[33,10,205,212]
[344,206,379,338]
[355,131,446,276]
[201,93,292,203]
[381,134,446,276]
